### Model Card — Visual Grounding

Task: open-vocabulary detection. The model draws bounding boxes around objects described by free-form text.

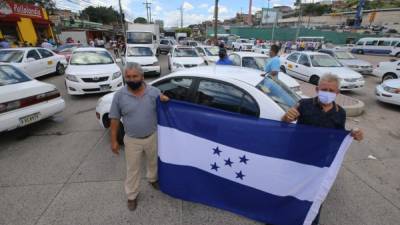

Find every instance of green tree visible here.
[81,6,121,24]
[134,17,148,24]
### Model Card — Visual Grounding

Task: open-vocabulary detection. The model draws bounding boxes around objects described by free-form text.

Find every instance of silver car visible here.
[318,49,373,74]
[158,39,176,54]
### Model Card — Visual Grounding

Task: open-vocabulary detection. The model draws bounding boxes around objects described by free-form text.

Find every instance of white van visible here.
[352,37,400,55]
[389,41,400,57]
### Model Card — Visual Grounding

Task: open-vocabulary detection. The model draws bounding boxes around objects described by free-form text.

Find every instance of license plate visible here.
[19,113,40,126]
[100,84,111,91]
[48,61,53,65]
[347,84,356,88]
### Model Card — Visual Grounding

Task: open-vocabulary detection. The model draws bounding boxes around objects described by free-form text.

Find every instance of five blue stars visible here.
[224,158,233,167]
[213,147,222,156]
[210,162,219,171]
[236,171,245,180]
[239,155,249,164]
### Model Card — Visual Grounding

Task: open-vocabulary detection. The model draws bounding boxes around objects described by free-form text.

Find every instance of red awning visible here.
[0,16,20,23]
[32,18,52,26]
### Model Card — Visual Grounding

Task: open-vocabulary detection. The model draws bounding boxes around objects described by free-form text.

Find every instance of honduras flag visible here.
[157,100,352,225]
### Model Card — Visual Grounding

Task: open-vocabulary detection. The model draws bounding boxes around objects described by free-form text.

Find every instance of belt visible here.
[134,133,153,139]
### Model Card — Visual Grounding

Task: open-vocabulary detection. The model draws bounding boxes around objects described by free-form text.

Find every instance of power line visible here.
[143,0,152,23]
[178,4,183,28]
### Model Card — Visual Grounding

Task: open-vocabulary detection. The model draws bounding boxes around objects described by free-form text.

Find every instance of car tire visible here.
[56,63,65,75]
[382,73,397,82]
[357,49,364,54]
[310,75,320,85]
[117,122,125,146]
[280,66,286,73]
[396,52,400,58]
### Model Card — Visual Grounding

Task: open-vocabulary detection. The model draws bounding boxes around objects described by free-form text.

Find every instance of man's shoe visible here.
[150,181,160,190]
[127,199,137,211]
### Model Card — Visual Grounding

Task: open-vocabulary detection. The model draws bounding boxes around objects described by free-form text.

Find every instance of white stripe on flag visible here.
[158,125,340,202]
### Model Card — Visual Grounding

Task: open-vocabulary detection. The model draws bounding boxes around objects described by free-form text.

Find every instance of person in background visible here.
[0,38,10,48]
[41,39,53,49]
[300,40,305,51]
[264,44,280,78]
[88,39,95,47]
[216,48,233,65]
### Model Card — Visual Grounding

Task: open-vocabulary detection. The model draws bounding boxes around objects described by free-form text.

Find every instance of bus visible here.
[351,37,400,55]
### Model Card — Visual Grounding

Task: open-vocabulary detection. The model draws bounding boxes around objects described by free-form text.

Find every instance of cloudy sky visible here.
[56,0,300,27]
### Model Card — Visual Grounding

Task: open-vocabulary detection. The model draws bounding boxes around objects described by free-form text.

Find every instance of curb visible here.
[342,99,365,117]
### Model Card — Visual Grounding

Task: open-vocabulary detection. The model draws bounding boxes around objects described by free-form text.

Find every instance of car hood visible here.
[172,57,204,65]
[125,56,157,65]
[382,78,400,88]
[315,67,362,79]
[66,64,120,76]
[338,59,371,67]
[0,80,57,103]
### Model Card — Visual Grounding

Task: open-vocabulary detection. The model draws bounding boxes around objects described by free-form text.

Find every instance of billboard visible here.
[261,8,280,24]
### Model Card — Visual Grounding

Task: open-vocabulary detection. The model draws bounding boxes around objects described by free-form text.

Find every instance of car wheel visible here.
[56,63,65,75]
[117,122,125,146]
[280,66,286,73]
[382,73,397,82]
[310,75,320,85]
[357,49,364,54]
[396,52,400,58]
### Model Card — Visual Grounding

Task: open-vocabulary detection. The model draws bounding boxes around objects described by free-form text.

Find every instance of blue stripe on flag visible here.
[157,100,349,168]
[159,159,312,225]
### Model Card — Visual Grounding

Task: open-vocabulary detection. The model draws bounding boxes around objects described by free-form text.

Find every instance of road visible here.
[0,54,399,225]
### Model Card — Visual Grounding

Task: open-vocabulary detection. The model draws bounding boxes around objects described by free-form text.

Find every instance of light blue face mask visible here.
[318,91,337,104]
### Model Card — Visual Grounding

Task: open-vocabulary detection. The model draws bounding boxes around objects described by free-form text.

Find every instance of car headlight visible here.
[112,71,122,80]
[383,85,400,93]
[173,62,183,68]
[66,74,79,82]
[152,61,160,66]
[348,65,359,69]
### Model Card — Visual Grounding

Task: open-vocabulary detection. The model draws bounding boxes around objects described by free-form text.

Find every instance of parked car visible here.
[228,52,302,96]
[375,78,400,106]
[0,47,67,78]
[195,45,220,64]
[0,65,65,132]
[351,37,400,55]
[389,41,400,58]
[168,46,207,72]
[373,59,400,82]
[318,49,373,74]
[158,39,176,54]
[96,66,300,144]
[232,39,254,51]
[53,43,86,61]
[124,46,160,76]
[280,51,364,91]
[253,43,270,55]
[65,47,123,95]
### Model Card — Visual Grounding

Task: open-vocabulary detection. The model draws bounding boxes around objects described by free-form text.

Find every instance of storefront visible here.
[0,1,54,46]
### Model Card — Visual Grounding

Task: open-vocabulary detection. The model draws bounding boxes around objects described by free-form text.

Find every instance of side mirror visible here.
[26,58,35,62]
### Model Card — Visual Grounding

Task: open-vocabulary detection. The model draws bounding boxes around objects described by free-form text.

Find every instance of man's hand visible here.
[282,107,300,123]
[160,94,170,102]
[351,128,364,142]
[111,141,120,155]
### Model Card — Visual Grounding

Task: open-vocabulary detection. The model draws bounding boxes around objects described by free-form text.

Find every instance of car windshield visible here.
[242,57,268,71]
[259,45,269,49]
[173,48,199,57]
[55,44,78,53]
[310,55,342,67]
[0,65,31,86]
[0,50,24,63]
[256,76,300,111]
[126,32,153,44]
[70,51,114,65]
[127,47,153,57]
[204,47,219,56]
[334,51,356,59]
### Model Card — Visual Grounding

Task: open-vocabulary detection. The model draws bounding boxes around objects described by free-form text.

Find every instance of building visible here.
[0,1,55,46]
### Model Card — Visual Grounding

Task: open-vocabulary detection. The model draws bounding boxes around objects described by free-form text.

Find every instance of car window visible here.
[240,94,259,117]
[242,57,267,71]
[37,49,53,58]
[390,41,398,46]
[196,47,205,55]
[287,53,300,62]
[195,80,250,115]
[27,50,41,60]
[377,40,390,46]
[298,54,310,66]
[365,40,378,46]
[127,47,153,56]
[0,50,24,63]
[70,51,114,65]
[356,41,364,46]
[160,40,169,45]
[173,48,199,57]
[0,65,31,86]
[153,77,193,102]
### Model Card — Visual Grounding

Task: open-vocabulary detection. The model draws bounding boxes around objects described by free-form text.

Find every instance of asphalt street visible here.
[0,54,399,225]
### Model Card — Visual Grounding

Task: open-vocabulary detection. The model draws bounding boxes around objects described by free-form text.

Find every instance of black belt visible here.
[135,133,153,139]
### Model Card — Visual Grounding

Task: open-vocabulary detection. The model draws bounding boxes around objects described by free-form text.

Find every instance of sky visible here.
[55,0,300,27]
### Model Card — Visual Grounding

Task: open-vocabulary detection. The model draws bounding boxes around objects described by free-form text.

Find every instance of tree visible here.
[134,17,148,24]
[81,6,121,24]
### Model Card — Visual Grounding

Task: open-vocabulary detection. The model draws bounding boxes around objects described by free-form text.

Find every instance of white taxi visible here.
[168,46,207,72]
[0,47,67,78]
[65,48,123,95]
[373,59,399,82]
[96,66,300,144]
[280,51,364,91]
[0,65,65,132]
[195,45,220,64]
[124,46,160,76]
[375,78,400,106]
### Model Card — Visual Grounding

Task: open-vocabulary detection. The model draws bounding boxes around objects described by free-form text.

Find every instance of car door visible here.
[295,54,313,81]
[37,48,56,74]
[283,53,300,77]
[193,78,260,117]
[24,49,43,78]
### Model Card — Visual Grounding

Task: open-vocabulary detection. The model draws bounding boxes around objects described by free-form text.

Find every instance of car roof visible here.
[230,52,268,57]
[73,47,108,52]
[1,47,44,51]
[166,65,264,86]
[292,51,328,56]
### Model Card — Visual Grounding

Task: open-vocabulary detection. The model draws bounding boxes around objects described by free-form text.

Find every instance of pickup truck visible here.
[232,39,254,51]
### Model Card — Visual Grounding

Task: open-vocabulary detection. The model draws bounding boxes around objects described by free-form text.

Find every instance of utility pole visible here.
[214,0,219,44]
[118,0,125,41]
[143,0,152,23]
[178,4,183,28]
[295,1,302,41]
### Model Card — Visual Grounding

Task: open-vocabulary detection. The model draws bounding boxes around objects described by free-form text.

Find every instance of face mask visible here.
[318,91,337,104]
[126,81,142,90]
